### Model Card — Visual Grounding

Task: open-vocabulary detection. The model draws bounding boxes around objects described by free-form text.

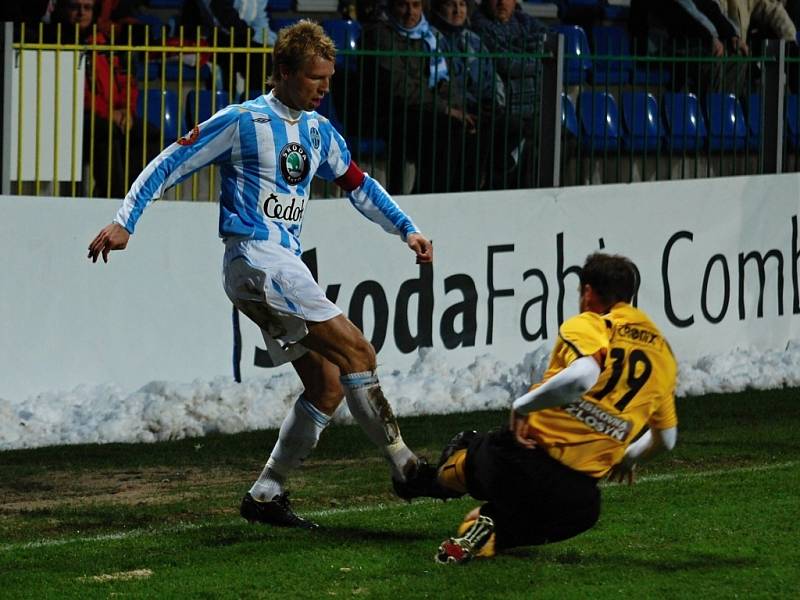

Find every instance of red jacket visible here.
[84,32,139,121]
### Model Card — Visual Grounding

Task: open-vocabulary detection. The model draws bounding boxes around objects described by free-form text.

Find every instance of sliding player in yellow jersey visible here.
[426,252,678,564]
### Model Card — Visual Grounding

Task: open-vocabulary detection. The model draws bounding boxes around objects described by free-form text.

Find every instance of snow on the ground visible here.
[1,343,799,450]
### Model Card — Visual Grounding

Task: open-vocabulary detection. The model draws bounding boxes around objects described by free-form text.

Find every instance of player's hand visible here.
[88,223,130,263]
[407,233,433,264]
[606,461,636,486]
[509,409,536,449]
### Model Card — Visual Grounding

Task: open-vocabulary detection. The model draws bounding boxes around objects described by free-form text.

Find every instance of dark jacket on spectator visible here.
[470,4,547,118]
[429,12,506,112]
[361,18,455,113]
[630,0,741,54]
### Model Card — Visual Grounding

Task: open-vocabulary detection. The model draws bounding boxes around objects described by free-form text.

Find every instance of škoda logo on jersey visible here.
[279,142,310,185]
[262,192,306,226]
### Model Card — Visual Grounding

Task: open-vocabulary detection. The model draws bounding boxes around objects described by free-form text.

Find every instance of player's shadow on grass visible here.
[197,523,428,548]
[576,551,757,571]
[313,524,429,543]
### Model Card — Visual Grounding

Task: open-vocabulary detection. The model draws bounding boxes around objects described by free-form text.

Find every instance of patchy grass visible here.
[1,389,799,598]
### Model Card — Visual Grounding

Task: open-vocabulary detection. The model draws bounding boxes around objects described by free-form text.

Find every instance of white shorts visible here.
[222,239,342,364]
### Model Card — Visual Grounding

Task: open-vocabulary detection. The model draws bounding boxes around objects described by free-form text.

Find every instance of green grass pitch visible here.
[1,388,798,598]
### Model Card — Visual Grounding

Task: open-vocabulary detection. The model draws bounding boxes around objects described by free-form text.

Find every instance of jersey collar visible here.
[266,91,304,124]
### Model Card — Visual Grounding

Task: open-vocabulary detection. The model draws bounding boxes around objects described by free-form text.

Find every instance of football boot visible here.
[435,515,496,564]
[239,492,319,530]
[392,458,464,501]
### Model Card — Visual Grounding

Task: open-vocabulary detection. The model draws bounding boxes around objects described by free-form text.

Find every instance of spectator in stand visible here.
[785,0,800,30]
[181,0,275,94]
[721,0,797,47]
[95,0,148,37]
[429,0,522,188]
[53,0,159,198]
[361,0,484,194]
[0,1,53,24]
[470,0,548,188]
[629,0,746,95]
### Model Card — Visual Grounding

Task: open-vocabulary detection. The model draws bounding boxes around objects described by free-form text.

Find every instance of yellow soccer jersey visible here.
[527,303,678,478]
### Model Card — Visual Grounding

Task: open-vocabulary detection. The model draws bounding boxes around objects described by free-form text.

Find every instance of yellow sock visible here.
[456,518,496,558]
[438,448,468,494]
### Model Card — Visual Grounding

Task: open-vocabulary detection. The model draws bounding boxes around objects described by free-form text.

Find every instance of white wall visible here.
[2,173,799,403]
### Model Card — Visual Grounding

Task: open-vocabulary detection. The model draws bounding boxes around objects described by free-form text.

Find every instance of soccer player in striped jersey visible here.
[412,253,678,563]
[87,21,433,529]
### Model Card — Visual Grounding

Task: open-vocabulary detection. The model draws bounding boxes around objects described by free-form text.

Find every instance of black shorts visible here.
[464,428,601,548]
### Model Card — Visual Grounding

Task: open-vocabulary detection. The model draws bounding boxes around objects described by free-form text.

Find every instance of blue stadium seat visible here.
[186,90,230,128]
[270,17,302,32]
[163,61,213,84]
[632,62,671,86]
[137,89,179,142]
[322,19,362,70]
[590,25,631,85]
[747,93,762,150]
[562,93,579,138]
[603,0,630,20]
[317,93,386,157]
[786,94,800,149]
[136,14,165,42]
[705,93,747,151]
[552,25,591,85]
[135,60,213,86]
[621,91,662,152]
[578,90,621,151]
[240,89,268,102]
[267,0,295,13]
[147,0,183,7]
[662,92,707,151]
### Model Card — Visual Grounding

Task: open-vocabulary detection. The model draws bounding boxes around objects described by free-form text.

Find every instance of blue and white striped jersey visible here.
[114,92,419,255]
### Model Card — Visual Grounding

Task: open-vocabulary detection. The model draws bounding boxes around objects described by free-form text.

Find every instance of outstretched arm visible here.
[607,426,678,485]
[87,107,239,263]
[335,160,431,264]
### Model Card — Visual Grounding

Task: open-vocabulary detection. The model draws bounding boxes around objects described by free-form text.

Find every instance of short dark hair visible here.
[580,253,638,305]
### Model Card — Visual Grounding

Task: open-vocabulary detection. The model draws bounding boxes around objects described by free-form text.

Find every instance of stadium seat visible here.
[147,0,183,7]
[136,14,165,42]
[270,17,302,32]
[137,89,179,142]
[562,93,579,138]
[552,25,591,85]
[786,94,800,149]
[317,93,386,156]
[240,89,268,102]
[747,93,762,150]
[577,90,621,151]
[134,60,213,86]
[705,93,747,151]
[186,90,230,128]
[322,19,362,70]
[662,92,707,151]
[621,91,662,152]
[603,0,630,20]
[590,25,632,85]
[267,0,295,12]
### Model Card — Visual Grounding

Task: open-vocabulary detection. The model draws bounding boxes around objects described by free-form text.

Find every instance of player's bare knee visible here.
[305,387,344,416]
[348,335,376,372]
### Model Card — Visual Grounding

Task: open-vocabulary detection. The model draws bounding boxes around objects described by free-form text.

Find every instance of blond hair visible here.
[270,20,337,85]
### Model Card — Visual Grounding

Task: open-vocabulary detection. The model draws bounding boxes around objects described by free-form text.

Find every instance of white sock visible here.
[249,395,331,501]
[340,370,417,481]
